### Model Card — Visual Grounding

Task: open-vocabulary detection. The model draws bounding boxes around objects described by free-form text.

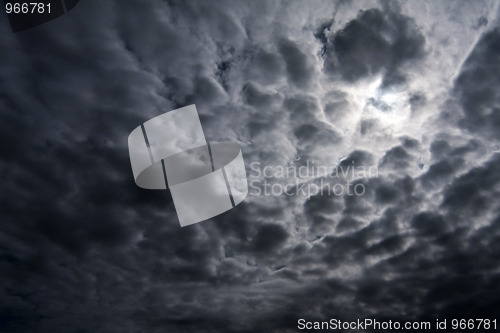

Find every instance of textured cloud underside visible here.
[1,0,500,332]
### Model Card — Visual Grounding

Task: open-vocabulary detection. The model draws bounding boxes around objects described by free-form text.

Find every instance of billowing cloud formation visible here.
[1,0,500,332]
[321,7,426,84]
[454,27,500,138]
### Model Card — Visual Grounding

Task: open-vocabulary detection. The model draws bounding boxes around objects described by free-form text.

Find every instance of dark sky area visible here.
[1,0,500,332]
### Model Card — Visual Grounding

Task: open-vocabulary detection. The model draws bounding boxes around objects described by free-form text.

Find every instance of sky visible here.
[1,0,500,332]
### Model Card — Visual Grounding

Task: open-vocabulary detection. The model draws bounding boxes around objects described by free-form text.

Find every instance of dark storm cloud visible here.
[441,153,500,218]
[0,0,214,330]
[320,7,426,84]
[378,145,412,170]
[303,192,344,232]
[278,38,315,89]
[313,19,334,57]
[293,122,341,148]
[242,82,279,107]
[1,0,500,332]
[420,137,487,190]
[419,159,463,190]
[454,27,500,138]
[251,223,289,253]
[411,211,448,237]
[246,47,286,85]
[339,149,374,168]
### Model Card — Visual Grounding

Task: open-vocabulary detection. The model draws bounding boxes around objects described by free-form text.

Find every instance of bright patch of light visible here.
[380,92,398,105]
[347,75,412,132]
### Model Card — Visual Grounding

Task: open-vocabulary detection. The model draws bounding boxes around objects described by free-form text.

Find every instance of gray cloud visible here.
[321,7,426,85]
[454,27,500,138]
[1,0,500,332]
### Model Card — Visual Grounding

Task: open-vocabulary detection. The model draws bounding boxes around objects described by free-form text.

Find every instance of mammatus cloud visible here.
[321,7,426,84]
[454,27,500,138]
[1,0,500,332]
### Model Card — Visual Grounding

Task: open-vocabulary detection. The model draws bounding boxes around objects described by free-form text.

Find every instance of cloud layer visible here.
[1,0,500,332]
